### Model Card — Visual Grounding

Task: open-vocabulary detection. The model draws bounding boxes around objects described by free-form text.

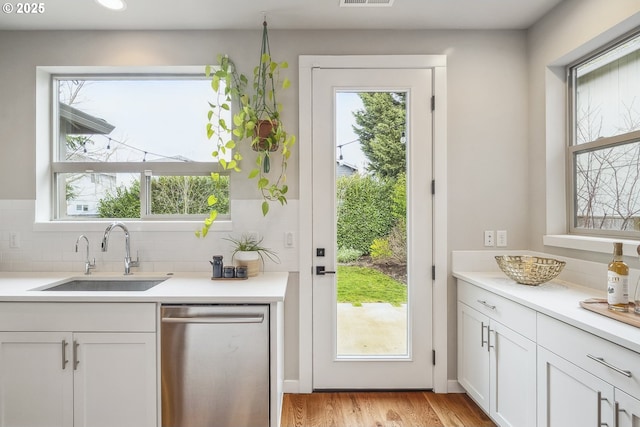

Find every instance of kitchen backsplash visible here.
[452,250,640,292]
[0,199,299,274]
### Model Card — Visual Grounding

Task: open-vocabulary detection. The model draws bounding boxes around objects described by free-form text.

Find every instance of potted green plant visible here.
[224,234,280,276]
[197,20,295,237]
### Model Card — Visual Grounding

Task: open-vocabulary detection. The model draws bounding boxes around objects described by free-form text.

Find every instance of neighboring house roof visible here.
[337,161,358,177]
[59,103,115,135]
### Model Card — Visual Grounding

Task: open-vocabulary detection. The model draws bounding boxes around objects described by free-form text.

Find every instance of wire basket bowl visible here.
[495,255,566,286]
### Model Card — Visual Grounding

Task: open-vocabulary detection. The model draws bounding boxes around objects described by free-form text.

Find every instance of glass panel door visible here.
[312,68,433,389]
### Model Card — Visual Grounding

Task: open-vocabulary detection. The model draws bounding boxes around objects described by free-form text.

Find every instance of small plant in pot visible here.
[198,19,295,237]
[224,233,280,277]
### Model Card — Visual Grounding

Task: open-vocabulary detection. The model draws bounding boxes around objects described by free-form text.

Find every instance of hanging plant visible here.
[197,20,295,237]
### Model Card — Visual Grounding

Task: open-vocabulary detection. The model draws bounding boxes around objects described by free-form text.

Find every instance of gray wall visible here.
[528,0,640,264]
[0,0,638,386]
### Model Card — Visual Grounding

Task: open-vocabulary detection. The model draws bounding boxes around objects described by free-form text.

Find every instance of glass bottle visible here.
[607,242,629,312]
[634,275,640,314]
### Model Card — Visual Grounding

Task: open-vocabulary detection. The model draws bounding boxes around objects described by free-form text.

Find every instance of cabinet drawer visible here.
[0,302,156,332]
[458,280,536,340]
[538,313,640,397]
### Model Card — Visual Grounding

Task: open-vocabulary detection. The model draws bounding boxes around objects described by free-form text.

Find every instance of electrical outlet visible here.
[284,231,295,248]
[497,230,508,247]
[484,230,495,247]
[9,232,20,248]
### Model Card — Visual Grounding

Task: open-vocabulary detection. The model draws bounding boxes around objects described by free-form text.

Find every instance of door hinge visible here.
[432,349,436,366]
[431,95,435,111]
[431,179,435,195]
[432,265,436,281]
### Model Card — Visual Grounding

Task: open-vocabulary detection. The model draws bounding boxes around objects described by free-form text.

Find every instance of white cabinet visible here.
[537,313,640,427]
[537,346,614,427]
[457,302,490,410]
[0,332,73,427]
[0,303,156,427]
[73,333,156,427]
[457,280,537,427]
[616,389,640,427]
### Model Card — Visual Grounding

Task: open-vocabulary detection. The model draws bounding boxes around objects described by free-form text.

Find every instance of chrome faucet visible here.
[101,222,140,275]
[75,235,96,275]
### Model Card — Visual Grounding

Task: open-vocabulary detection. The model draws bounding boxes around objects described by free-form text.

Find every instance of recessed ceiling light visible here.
[95,0,127,11]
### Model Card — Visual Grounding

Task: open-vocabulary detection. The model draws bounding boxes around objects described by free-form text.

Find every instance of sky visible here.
[62,79,369,171]
[62,78,217,163]
[336,92,368,172]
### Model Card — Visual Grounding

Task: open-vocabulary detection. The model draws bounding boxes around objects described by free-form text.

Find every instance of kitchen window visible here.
[52,75,229,221]
[568,30,640,238]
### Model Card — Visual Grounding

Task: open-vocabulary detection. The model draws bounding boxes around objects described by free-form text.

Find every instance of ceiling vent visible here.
[340,0,395,7]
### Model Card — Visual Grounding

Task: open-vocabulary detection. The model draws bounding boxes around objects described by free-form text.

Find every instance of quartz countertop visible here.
[454,271,640,355]
[0,271,288,303]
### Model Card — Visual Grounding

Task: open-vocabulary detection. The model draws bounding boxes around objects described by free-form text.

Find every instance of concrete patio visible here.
[336,302,408,356]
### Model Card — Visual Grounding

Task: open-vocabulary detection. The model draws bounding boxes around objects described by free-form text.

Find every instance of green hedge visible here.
[336,174,395,255]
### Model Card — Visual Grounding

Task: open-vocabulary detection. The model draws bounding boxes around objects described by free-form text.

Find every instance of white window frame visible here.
[566,30,640,240]
[35,66,232,232]
[544,24,640,256]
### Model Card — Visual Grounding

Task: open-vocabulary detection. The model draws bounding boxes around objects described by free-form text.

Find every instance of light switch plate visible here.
[497,230,507,247]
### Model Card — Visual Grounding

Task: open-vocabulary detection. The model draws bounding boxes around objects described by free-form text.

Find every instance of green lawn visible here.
[337,265,407,307]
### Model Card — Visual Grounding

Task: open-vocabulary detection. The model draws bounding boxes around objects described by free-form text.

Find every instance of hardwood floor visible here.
[281,391,496,427]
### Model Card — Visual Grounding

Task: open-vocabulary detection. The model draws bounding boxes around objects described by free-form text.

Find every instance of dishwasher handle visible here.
[162,314,264,324]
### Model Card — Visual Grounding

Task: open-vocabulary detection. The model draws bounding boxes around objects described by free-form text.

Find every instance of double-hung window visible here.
[568,30,640,237]
[52,75,229,221]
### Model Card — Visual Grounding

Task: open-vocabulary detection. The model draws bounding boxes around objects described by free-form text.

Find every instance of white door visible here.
[0,332,73,427]
[312,67,433,389]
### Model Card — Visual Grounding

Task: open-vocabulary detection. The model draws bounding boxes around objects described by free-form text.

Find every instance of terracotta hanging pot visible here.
[253,119,280,152]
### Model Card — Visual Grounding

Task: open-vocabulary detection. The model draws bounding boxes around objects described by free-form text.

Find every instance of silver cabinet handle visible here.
[477,299,496,310]
[488,328,495,352]
[61,340,68,370]
[73,341,79,370]
[614,401,626,427]
[598,391,608,427]
[588,354,632,378]
[162,315,264,324]
[480,322,488,348]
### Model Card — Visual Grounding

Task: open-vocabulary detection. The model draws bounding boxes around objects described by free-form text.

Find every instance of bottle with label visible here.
[608,242,629,312]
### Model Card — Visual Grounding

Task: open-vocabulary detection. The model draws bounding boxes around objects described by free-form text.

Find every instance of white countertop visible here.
[0,271,288,303]
[454,271,640,355]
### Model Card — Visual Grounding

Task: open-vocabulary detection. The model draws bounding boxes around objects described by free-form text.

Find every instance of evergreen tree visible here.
[353,92,406,178]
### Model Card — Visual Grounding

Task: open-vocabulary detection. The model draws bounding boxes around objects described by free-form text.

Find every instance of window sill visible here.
[33,220,233,233]
[544,234,640,257]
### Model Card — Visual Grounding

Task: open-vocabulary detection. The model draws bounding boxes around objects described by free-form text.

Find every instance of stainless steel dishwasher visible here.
[161,305,270,427]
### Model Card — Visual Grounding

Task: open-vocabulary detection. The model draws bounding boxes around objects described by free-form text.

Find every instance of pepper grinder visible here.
[210,255,223,278]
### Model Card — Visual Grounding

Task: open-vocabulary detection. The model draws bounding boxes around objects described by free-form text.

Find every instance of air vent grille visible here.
[340,0,394,7]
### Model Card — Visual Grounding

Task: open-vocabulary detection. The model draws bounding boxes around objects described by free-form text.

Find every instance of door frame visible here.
[298,55,448,393]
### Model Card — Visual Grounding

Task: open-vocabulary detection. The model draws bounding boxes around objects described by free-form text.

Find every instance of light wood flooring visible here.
[280,391,496,427]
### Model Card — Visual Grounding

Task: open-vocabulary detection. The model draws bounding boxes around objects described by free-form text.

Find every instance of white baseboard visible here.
[447,380,465,393]
[283,379,300,394]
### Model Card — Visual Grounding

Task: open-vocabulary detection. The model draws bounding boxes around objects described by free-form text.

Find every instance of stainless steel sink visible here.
[40,278,167,292]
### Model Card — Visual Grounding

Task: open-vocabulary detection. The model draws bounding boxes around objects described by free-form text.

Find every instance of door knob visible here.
[316,266,336,275]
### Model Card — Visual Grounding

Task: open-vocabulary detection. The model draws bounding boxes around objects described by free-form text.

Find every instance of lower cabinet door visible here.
[0,332,73,427]
[458,302,490,412]
[73,332,157,427]
[490,321,536,427]
[616,389,640,427]
[537,346,614,427]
